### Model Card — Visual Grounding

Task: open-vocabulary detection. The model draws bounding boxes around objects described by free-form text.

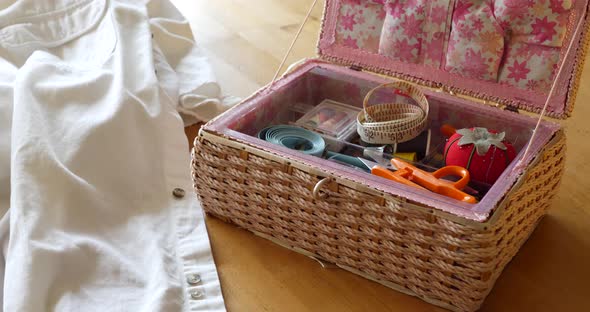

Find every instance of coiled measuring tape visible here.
[357,81,429,144]
[258,125,326,157]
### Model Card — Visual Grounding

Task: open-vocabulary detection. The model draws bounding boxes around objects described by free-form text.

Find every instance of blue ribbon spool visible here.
[258,125,325,157]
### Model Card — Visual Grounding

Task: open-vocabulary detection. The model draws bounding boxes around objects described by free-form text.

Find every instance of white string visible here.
[515,13,586,170]
[271,0,319,84]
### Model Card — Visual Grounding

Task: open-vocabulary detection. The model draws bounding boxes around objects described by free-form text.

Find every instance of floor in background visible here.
[175,1,590,311]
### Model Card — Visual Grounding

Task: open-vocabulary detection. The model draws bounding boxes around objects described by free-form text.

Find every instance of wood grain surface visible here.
[175,1,590,311]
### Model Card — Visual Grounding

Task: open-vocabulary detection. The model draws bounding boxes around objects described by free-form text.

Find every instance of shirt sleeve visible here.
[147,0,239,125]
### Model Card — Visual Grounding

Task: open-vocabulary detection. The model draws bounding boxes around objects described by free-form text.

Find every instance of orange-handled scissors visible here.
[391,158,477,204]
[359,158,477,204]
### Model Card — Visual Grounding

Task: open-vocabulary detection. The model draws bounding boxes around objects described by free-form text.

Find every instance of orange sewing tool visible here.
[359,157,477,204]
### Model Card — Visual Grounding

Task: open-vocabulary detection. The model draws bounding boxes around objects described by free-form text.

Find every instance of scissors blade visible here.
[362,147,398,170]
[358,158,379,171]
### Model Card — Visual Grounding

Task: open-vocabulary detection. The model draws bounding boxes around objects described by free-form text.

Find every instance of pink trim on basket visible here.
[318,0,590,117]
[206,59,559,222]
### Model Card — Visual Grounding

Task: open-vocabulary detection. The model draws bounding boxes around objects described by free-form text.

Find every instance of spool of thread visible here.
[360,128,431,160]
[257,125,326,157]
[394,152,417,162]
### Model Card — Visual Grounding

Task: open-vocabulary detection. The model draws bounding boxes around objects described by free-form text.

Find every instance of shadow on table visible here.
[482,209,589,311]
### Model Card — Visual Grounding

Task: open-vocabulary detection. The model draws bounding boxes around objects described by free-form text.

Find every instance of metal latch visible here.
[503,105,519,113]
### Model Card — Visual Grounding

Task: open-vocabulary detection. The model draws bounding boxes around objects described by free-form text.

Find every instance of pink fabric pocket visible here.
[445,0,574,88]
[378,0,453,67]
[445,0,505,81]
[335,0,387,53]
[495,0,573,91]
[498,41,560,93]
[495,0,573,47]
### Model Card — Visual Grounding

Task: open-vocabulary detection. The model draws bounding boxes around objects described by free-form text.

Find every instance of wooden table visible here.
[175,1,590,311]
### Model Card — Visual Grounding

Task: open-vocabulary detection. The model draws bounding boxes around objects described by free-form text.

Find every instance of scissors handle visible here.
[432,165,470,190]
[391,158,477,204]
[370,166,424,189]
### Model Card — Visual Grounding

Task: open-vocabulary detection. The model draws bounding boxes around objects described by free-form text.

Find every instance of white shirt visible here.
[0,0,229,310]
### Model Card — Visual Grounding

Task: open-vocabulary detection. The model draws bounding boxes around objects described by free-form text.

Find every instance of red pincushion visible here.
[444,128,516,185]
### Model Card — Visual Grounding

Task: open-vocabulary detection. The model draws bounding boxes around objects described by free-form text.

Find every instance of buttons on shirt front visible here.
[187,273,201,285]
[172,188,185,198]
[190,290,204,300]
[187,273,203,299]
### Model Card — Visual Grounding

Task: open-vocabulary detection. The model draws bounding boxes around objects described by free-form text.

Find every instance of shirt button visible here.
[190,290,204,300]
[187,274,201,285]
[172,188,185,198]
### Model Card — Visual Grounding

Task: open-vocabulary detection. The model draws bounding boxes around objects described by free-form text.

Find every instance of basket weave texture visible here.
[191,130,565,312]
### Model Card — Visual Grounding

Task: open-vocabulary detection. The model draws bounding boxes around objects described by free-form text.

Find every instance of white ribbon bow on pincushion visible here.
[457,128,507,156]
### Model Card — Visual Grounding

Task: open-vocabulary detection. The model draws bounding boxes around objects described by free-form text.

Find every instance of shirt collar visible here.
[0,0,106,48]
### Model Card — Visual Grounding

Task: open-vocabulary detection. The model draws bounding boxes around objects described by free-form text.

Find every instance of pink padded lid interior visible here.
[318,0,590,118]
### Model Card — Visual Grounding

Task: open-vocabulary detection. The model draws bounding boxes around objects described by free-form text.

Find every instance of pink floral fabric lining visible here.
[498,41,561,92]
[335,0,386,52]
[379,0,452,68]
[333,0,576,94]
[445,1,506,81]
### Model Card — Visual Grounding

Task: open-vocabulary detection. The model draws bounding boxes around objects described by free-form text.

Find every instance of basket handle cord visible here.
[516,12,586,171]
[271,0,319,84]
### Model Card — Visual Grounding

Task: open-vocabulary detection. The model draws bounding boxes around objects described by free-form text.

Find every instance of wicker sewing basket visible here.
[191,1,589,311]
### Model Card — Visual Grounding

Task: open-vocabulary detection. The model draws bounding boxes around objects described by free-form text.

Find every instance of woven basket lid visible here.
[318,0,590,119]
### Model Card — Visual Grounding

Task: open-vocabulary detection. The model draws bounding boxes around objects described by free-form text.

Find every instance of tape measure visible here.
[258,125,326,157]
[357,81,429,144]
